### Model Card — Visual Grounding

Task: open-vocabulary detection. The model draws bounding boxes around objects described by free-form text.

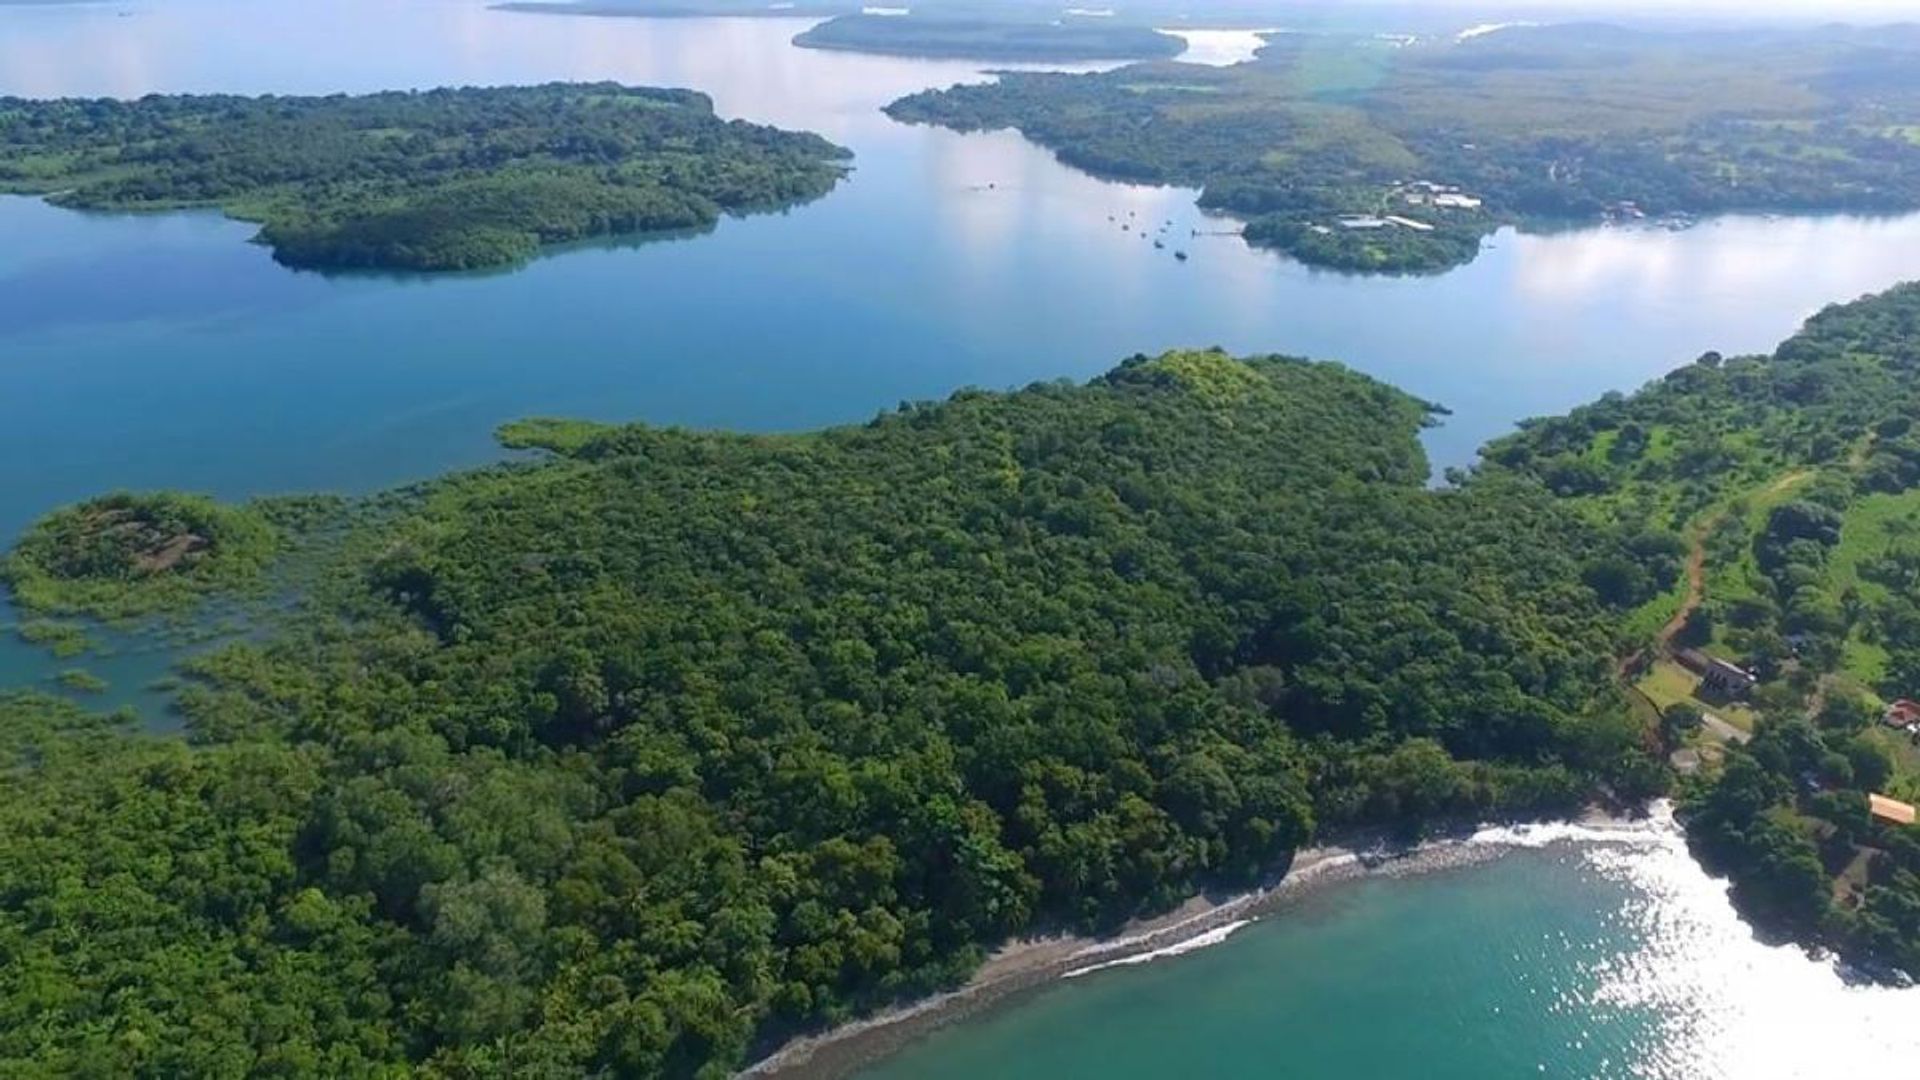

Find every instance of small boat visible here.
[1153,240,1164,249]
[1173,250,1188,261]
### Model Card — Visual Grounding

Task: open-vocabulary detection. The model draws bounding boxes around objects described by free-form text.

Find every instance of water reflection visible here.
[0,0,1103,134]
[1157,27,1278,66]
[1582,825,1916,1078]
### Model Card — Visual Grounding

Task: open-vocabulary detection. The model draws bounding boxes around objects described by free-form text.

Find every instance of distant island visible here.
[0,83,850,272]
[493,0,853,17]
[793,13,1187,61]
[887,23,1920,274]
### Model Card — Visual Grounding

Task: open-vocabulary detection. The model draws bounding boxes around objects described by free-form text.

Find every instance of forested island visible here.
[887,23,1920,274]
[0,84,849,272]
[5,282,1920,1071]
[793,14,1186,61]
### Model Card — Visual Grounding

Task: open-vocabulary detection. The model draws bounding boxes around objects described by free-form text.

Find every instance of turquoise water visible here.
[861,822,1920,1079]
[2,3,1919,1066]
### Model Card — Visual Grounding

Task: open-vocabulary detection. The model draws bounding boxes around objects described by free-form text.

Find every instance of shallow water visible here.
[859,817,1920,1079]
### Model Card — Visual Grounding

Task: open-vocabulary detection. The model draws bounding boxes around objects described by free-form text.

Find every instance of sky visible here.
[1510,0,1919,15]
[1132,0,1920,33]
[1345,0,1920,20]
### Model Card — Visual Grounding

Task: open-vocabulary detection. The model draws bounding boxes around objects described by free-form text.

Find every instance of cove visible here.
[852,823,1920,1080]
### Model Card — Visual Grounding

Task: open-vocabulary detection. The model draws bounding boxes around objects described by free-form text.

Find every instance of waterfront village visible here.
[1313,180,1690,236]
[1320,180,1482,235]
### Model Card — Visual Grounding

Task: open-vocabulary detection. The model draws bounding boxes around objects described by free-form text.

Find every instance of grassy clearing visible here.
[1702,469,1816,616]
[1830,489,1920,604]
[1636,657,1757,730]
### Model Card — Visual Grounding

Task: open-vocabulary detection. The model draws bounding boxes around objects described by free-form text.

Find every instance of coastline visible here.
[741,805,1658,1079]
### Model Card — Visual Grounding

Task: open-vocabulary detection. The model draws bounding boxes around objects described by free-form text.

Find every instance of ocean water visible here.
[860,817,1919,1079]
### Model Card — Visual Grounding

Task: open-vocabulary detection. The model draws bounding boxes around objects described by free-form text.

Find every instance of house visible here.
[1869,793,1917,827]
[1336,215,1390,230]
[1884,699,1920,728]
[1432,193,1483,210]
[1676,649,1759,698]
[1383,215,1435,232]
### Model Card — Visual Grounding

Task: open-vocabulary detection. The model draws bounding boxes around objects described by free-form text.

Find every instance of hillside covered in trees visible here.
[887,23,1920,273]
[0,84,850,271]
[0,347,1677,1076]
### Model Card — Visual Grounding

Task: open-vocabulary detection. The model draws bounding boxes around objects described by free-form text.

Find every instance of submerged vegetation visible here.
[794,14,1186,61]
[0,84,850,271]
[887,24,1920,273]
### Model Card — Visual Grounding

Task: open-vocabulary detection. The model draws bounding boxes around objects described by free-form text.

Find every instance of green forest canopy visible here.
[0,344,1678,1076]
[0,83,850,272]
[887,23,1920,273]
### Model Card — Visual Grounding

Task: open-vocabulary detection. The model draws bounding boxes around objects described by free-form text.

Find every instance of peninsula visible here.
[887,23,1920,274]
[5,282,1920,1072]
[0,83,851,272]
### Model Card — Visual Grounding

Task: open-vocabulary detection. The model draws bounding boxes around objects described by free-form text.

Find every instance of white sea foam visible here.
[1068,894,1257,959]
[1466,814,1673,851]
[1063,919,1254,978]
[1282,850,1360,883]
